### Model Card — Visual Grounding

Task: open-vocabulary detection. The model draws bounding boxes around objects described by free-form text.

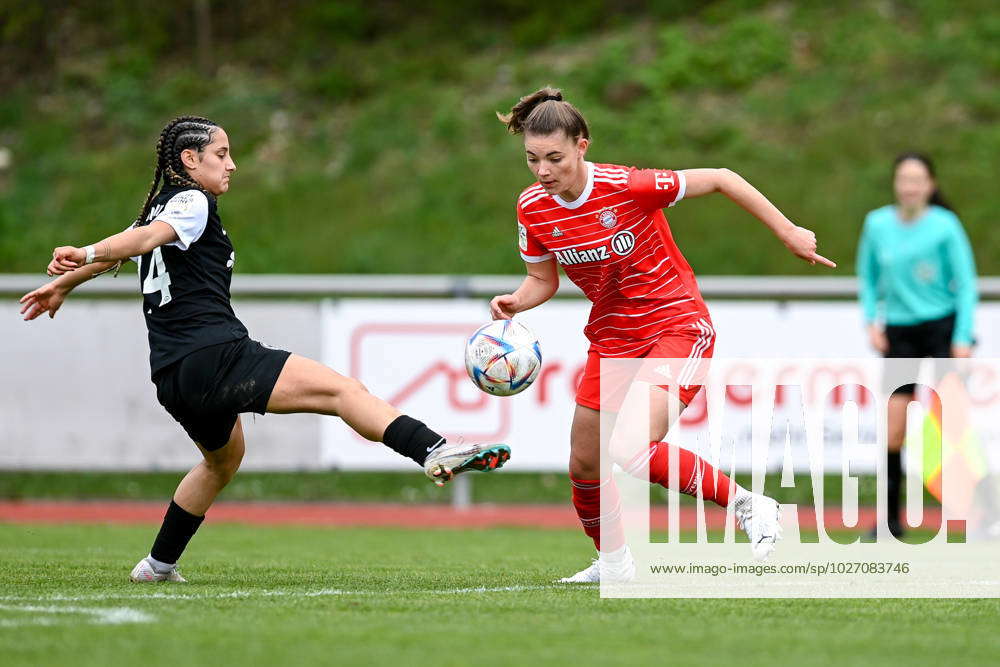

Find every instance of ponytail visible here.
[116,116,218,277]
[928,190,954,213]
[497,86,589,140]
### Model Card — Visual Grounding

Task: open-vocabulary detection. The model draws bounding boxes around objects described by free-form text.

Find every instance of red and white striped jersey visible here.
[516,161,710,358]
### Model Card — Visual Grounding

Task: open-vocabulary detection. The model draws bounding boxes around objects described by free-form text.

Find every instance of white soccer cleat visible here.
[734,492,782,560]
[559,559,601,583]
[558,546,636,583]
[423,441,511,487]
[129,556,187,583]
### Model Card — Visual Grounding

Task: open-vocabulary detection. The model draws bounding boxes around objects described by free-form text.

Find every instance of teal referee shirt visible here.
[857,204,978,345]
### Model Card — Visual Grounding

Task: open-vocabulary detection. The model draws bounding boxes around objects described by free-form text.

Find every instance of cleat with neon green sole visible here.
[424,442,511,487]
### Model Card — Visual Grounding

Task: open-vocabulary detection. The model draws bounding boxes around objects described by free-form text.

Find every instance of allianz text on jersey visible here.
[553,231,636,265]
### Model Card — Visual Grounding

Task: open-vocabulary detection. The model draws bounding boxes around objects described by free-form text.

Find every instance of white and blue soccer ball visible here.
[465,319,542,396]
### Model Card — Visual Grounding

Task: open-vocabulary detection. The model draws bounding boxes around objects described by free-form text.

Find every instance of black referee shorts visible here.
[153,337,292,450]
[883,313,955,396]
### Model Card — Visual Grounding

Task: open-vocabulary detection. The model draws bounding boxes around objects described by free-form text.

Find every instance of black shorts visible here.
[883,313,955,396]
[153,337,292,450]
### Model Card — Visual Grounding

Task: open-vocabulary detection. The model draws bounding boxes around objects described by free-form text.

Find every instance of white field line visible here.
[0,583,572,604]
[0,584,592,627]
[0,604,155,628]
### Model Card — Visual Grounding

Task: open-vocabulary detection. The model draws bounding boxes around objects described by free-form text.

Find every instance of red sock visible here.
[570,476,625,552]
[628,441,737,507]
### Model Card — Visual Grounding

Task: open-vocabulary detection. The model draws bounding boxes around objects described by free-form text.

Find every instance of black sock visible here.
[887,451,903,528]
[150,499,205,565]
[382,415,445,466]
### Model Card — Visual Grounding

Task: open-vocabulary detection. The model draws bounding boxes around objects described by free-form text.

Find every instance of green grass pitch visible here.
[1,523,998,666]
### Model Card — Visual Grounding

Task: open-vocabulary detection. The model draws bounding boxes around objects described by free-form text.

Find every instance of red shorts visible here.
[575,319,716,411]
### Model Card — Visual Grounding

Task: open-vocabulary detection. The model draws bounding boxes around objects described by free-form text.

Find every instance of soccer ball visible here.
[465,319,542,396]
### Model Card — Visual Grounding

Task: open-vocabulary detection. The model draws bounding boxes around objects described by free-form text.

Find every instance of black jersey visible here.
[135,185,248,375]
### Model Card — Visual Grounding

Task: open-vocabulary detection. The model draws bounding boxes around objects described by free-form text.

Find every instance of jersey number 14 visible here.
[142,247,172,307]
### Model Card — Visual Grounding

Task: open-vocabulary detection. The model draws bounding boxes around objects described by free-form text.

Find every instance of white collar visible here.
[553,161,594,210]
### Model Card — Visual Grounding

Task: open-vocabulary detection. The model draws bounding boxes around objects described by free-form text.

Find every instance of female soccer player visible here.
[491,88,836,582]
[20,116,510,583]
[857,152,978,537]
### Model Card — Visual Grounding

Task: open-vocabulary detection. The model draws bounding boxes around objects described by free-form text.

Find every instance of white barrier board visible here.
[5,296,999,471]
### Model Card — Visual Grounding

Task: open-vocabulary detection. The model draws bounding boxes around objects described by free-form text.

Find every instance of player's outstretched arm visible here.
[19,259,117,320]
[45,221,179,276]
[679,168,836,268]
[23,221,181,321]
[490,258,559,320]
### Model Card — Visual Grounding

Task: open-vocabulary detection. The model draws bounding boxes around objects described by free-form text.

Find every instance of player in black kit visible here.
[19,116,510,582]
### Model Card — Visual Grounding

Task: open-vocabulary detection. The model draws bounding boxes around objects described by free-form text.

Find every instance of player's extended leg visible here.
[131,418,246,582]
[611,381,782,560]
[266,354,509,485]
[611,384,737,507]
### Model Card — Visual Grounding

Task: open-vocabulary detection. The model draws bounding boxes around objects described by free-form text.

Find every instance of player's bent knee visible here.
[201,432,244,481]
[569,454,600,480]
[204,448,242,479]
[343,376,368,395]
[206,460,240,484]
[607,433,651,471]
[330,376,369,405]
[311,359,368,396]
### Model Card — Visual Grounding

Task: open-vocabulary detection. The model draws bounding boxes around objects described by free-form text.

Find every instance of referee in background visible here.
[857,152,978,538]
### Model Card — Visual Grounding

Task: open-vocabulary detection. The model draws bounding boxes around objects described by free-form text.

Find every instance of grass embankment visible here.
[3,1,1000,275]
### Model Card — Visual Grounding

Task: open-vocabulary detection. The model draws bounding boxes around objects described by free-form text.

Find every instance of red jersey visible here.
[517,161,710,357]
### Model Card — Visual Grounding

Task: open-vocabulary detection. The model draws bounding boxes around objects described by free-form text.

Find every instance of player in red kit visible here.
[491,87,836,582]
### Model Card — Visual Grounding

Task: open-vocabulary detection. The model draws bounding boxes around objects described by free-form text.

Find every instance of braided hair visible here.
[108,116,218,277]
[134,115,219,229]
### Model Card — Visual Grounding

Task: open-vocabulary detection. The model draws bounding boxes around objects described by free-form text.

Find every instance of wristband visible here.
[84,245,96,265]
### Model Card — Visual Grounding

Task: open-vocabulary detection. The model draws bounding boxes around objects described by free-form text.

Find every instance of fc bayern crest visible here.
[597,207,617,228]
